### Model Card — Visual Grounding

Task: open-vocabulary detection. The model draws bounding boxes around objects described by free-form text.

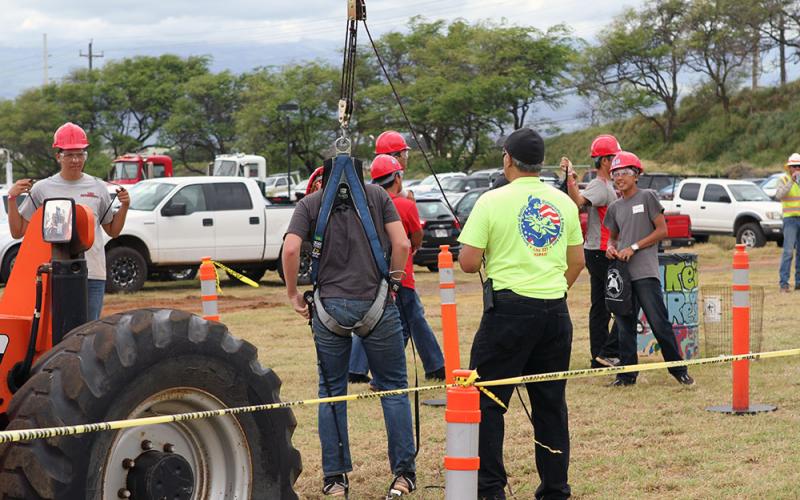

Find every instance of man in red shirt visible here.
[349,155,446,382]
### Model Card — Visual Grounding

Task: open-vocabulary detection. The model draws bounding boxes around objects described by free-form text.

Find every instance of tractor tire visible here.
[277,241,312,286]
[105,246,147,293]
[736,222,767,248]
[1,244,19,283]
[0,309,302,500]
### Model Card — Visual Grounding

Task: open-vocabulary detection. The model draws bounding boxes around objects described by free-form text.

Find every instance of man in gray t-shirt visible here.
[561,134,621,368]
[8,122,130,321]
[603,151,693,387]
[282,170,417,497]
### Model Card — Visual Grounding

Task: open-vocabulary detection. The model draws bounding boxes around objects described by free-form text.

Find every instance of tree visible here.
[162,71,242,170]
[579,0,689,143]
[686,0,751,112]
[95,55,210,156]
[235,61,340,172]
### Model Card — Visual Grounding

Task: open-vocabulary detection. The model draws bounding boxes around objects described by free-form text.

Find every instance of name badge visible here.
[632,204,644,214]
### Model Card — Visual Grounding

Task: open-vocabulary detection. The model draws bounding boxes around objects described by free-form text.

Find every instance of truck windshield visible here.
[110,162,139,181]
[729,184,771,202]
[128,182,176,211]
[213,160,239,176]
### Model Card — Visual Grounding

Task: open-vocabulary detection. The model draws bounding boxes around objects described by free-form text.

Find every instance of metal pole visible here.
[4,150,12,187]
[286,114,291,200]
[43,34,48,85]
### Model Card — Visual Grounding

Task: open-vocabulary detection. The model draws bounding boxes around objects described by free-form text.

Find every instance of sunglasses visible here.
[611,168,637,179]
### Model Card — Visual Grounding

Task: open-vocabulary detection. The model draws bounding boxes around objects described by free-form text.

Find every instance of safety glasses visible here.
[611,168,637,179]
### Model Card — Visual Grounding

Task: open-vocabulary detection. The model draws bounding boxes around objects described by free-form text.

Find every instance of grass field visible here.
[105,240,800,499]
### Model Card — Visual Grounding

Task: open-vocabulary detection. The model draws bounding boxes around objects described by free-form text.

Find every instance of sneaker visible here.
[425,367,446,381]
[595,356,621,367]
[674,373,695,386]
[348,373,371,384]
[386,472,416,498]
[780,284,791,293]
[323,474,349,496]
[609,378,636,387]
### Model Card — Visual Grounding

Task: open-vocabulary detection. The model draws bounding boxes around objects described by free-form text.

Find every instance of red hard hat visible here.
[306,166,324,195]
[590,134,621,158]
[53,122,89,150]
[375,130,409,155]
[370,154,403,183]
[610,151,643,173]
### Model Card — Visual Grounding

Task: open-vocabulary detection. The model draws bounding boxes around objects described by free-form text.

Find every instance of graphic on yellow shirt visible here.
[518,196,563,255]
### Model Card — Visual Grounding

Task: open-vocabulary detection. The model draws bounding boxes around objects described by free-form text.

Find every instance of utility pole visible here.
[80,39,104,71]
[43,33,48,85]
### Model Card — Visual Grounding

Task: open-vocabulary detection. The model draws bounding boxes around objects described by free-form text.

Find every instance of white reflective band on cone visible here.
[439,268,454,283]
[202,300,218,316]
[732,290,749,307]
[201,280,217,296]
[733,269,749,284]
[446,470,478,500]
[446,422,478,459]
[440,288,456,304]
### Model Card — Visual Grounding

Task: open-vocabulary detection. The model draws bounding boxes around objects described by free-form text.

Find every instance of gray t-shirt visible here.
[604,189,663,281]
[19,173,113,280]
[582,177,617,250]
[286,183,399,299]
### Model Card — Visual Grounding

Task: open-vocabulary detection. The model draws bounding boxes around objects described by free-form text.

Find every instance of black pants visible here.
[469,291,572,499]
[584,249,619,366]
[616,278,687,382]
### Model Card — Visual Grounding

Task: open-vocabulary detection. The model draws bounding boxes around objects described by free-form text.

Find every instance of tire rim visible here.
[298,250,312,282]
[741,230,757,247]
[111,256,139,289]
[102,388,252,499]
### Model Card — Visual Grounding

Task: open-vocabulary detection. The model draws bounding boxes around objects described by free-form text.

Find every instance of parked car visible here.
[407,172,466,196]
[661,178,783,247]
[759,173,784,199]
[469,168,502,178]
[413,197,461,271]
[404,179,422,188]
[103,177,301,292]
[638,173,683,192]
[0,191,23,283]
[453,187,489,227]
[438,175,491,206]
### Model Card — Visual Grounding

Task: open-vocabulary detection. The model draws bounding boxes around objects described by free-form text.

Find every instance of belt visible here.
[494,290,566,304]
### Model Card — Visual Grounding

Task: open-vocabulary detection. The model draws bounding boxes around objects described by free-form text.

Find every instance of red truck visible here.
[108,154,173,185]
[580,211,694,248]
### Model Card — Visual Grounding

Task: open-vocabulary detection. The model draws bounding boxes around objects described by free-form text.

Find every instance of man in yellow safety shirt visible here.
[776,153,800,292]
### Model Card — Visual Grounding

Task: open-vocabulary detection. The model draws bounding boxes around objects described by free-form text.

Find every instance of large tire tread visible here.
[0,309,301,500]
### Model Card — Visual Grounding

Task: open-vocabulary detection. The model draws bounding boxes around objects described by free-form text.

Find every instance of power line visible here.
[79,39,104,71]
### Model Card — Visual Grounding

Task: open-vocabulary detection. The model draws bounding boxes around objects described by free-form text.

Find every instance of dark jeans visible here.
[584,250,619,365]
[616,278,688,383]
[87,279,105,321]
[469,291,572,500]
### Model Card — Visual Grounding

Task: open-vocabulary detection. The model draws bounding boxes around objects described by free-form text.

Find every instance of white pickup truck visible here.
[661,178,783,247]
[104,176,309,292]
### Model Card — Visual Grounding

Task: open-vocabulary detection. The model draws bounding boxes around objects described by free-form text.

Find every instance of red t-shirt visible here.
[390,192,422,289]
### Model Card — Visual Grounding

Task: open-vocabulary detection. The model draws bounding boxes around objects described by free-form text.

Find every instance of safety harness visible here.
[310,153,391,337]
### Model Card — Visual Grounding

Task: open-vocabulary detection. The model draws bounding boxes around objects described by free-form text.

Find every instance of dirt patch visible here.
[103,294,283,316]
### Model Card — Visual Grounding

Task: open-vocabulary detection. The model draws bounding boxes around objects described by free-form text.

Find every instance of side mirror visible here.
[161,203,187,217]
[42,198,75,244]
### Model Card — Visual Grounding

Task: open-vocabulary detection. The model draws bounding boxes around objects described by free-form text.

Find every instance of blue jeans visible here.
[616,278,687,383]
[87,279,105,321]
[313,298,416,477]
[350,287,445,375]
[779,217,800,287]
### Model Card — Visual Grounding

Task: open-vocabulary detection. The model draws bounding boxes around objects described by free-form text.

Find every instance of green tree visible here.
[162,71,242,171]
[579,0,689,143]
[95,55,210,156]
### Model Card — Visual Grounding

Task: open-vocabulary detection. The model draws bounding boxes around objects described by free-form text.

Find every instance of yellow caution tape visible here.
[212,261,260,288]
[455,370,507,410]
[1,348,798,444]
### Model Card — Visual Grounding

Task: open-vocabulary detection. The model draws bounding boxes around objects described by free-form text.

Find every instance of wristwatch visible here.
[631,243,640,252]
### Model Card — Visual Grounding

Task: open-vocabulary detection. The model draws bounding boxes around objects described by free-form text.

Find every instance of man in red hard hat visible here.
[349,155,446,384]
[561,134,622,369]
[8,122,130,320]
[375,130,416,200]
[604,151,693,387]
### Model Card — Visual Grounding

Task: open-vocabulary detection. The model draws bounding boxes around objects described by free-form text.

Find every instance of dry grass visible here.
[104,239,800,499]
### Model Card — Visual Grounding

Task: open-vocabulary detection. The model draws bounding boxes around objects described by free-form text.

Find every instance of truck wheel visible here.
[106,247,147,293]
[736,223,766,248]
[278,242,312,286]
[693,234,710,243]
[0,245,19,283]
[0,309,302,499]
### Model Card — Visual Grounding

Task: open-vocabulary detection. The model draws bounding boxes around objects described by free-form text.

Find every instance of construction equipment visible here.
[0,198,301,498]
